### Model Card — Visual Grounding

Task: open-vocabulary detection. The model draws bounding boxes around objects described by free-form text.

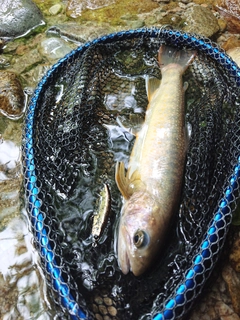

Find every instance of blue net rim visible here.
[23,27,240,320]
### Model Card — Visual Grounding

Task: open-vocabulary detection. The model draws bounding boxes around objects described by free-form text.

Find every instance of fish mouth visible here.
[121,250,131,275]
[117,229,131,275]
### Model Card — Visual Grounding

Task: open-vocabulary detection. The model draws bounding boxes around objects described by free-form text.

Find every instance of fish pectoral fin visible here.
[129,169,144,191]
[146,75,161,101]
[115,162,144,199]
[115,161,132,200]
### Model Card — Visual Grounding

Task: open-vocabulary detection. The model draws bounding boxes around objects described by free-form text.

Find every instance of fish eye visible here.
[133,230,149,248]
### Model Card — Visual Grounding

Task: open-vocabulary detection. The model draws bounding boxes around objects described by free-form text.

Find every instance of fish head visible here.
[117,191,165,276]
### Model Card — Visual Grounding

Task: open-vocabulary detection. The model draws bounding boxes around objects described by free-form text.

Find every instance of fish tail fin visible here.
[158,44,197,73]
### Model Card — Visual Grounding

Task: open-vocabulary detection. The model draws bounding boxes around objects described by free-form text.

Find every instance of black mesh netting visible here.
[23,28,240,320]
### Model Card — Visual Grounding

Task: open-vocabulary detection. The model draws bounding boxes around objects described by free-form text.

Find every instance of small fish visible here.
[92,184,111,246]
[115,45,196,276]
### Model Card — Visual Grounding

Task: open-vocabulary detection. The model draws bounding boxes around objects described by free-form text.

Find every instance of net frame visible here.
[22,27,240,320]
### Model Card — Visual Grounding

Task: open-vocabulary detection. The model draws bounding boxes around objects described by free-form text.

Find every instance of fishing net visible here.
[22,27,240,320]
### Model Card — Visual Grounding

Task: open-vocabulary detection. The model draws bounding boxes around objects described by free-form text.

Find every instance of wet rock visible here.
[224,37,240,52]
[46,23,114,44]
[0,179,21,222]
[3,41,21,54]
[124,20,145,29]
[84,0,115,10]
[10,48,43,75]
[66,0,115,18]
[214,0,240,33]
[222,264,240,315]
[1,119,23,147]
[216,301,240,320]
[39,37,73,63]
[22,64,51,88]
[0,0,45,39]
[49,4,63,15]
[153,0,170,3]
[183,5,219,38]
[0,272,19,316]
[0,216,55,319]
[0,39,5,52]
[227,46,240,66]
[0,71,25,119]
[137,6,182,28]
[229,233,240,272]
[0,55,11,69]
[217,17,228,32]
[66,0,84,18]
[188,271,239,320]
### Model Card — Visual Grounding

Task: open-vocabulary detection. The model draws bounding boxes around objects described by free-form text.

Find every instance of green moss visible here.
[0,115,8,133]
[32,0,62,14]
[1,116,23,146]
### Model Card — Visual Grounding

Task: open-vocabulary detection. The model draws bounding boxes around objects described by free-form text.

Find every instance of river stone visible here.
[214,0,240,33]
[229,232,240,272]
[39,37,73,62]
[224,39,240,53]
[0,0,44,39]
[0,71,25,119]
[183,5,219,38]
[188,264,240,319]
[10,48,43,75]
[49,4,63,15]
[46,23,114,44]
[222,264,240,315]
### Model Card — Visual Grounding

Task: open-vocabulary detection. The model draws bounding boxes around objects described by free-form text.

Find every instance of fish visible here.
[115,45,196,276]
[92,183,111,246]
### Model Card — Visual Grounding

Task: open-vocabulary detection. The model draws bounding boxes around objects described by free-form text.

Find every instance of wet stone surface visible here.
[0,0,45,39]
[214,0,240,33]
[183,5,220,37]
[0,71,25,119]
[66,0,116,18]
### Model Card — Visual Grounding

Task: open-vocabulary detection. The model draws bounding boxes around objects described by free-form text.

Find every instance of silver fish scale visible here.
[23,27,240,320]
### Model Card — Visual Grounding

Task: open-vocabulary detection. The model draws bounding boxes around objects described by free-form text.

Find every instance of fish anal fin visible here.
[115,161,132,200]
[146,75,161,101]
[158,45,197,73]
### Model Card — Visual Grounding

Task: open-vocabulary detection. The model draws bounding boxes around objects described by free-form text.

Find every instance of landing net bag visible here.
[23,27,240,320]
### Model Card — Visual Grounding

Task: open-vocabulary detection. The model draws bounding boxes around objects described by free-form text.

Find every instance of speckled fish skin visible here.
[115,45,196,277]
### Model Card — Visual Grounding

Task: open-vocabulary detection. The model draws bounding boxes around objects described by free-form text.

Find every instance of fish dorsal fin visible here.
[115,162,144,199]
[145,75,161,101]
